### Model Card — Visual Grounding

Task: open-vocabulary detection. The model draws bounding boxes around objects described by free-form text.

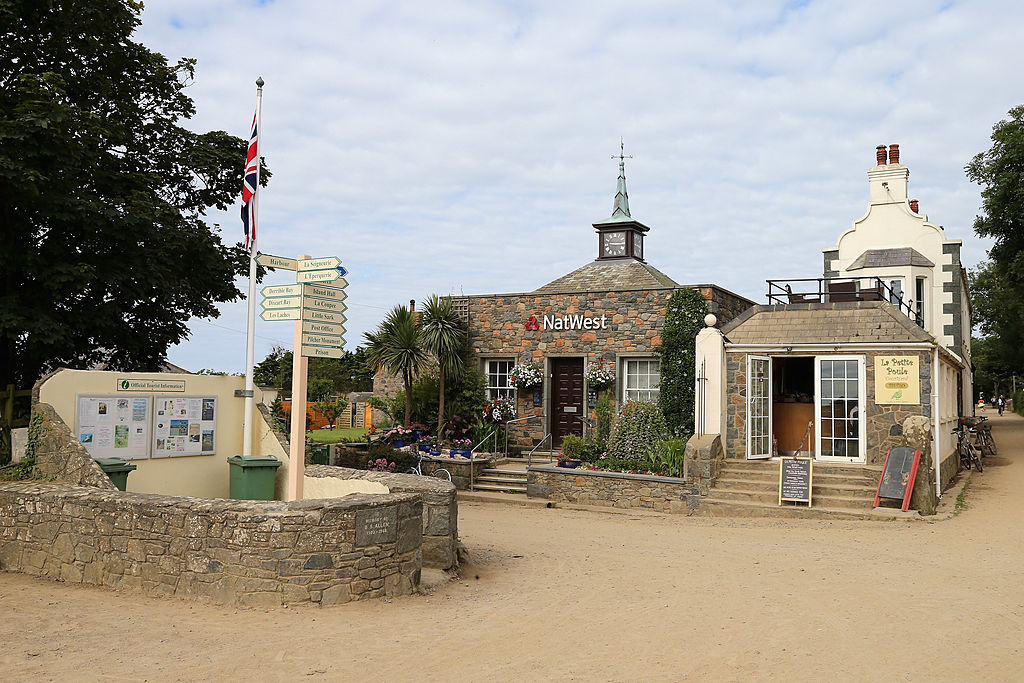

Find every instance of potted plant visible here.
[418,435,439,452]
[382,425,413,449]
[509,361,543,391]
[584,362,615,390]
[449,438,473,458]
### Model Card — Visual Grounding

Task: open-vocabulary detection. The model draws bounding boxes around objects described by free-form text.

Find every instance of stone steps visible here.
[700,458,886,519]
[471,467,528,494]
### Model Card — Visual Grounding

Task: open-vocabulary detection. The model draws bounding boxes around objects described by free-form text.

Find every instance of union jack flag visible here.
[241,111,259,252]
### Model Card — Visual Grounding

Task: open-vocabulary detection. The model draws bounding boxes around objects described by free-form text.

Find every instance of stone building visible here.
[442,154,753,450]
[695,144,972,497]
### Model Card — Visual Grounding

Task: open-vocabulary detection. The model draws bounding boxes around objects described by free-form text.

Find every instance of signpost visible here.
[257,253,349,500]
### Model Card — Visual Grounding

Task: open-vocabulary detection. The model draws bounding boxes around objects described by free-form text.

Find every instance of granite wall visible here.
[526,466,699,514]
[305,465,458,570]
[0,482,422,606]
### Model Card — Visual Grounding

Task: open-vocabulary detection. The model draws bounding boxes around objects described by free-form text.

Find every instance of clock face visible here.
[603,231,626,257]
[635,235,643,259]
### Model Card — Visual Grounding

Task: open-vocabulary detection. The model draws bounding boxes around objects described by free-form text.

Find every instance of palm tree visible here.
[363,304,428,427]
[421,294,466,435]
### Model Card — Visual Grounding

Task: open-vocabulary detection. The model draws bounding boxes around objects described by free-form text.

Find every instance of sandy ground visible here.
[3,413,1024,681]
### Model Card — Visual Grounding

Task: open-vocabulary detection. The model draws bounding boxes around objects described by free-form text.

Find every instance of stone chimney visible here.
[868,143,909,204]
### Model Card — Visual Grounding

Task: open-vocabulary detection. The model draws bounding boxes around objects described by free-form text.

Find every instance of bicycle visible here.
[961,416,997,456]
[407,450,452,482]
[953,426,983,473]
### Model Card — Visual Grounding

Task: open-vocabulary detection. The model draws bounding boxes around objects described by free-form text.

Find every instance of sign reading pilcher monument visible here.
[874,355,920,405]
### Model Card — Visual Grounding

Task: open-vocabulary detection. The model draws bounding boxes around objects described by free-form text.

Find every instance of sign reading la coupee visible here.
[874,355,920,404]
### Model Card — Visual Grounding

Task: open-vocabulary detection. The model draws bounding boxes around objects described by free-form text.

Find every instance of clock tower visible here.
[594,143,649,262]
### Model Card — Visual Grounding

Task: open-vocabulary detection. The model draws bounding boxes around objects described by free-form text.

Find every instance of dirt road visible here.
[3,414,1024,681]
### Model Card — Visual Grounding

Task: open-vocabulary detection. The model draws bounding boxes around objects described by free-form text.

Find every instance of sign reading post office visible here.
[874,355,920,405]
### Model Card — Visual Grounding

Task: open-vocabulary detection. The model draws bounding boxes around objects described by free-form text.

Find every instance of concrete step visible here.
[470,482,528,493]
[481,468,529,476]
[721,459,883,476]
[707,487,874,507]
[476,475,528,486]
[698,497,900,521]
[715,472,882,489]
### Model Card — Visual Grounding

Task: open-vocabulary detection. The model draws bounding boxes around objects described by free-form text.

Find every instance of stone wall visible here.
[725,350,932,467]
[305,465,458,571]
[417,454,495,491]
[32,402,116,490]
[526,466,699,514]
[0,482,422,606]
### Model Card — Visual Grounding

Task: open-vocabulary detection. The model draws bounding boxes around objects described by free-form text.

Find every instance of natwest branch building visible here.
[448,158,752,449]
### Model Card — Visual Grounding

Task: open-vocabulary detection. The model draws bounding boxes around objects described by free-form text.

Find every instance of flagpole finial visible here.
[256,76,264,88]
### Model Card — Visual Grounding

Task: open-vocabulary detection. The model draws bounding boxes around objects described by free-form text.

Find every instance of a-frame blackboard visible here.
[873,446,921,512]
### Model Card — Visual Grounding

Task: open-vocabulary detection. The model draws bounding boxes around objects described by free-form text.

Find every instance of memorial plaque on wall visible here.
[778,457,812,506]
[355,506,398,546]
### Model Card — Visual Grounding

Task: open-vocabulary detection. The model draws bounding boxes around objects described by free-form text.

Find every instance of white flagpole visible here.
[242,76,264,458]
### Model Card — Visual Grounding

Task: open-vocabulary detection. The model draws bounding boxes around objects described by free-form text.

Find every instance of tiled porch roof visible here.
[720,301,933,345]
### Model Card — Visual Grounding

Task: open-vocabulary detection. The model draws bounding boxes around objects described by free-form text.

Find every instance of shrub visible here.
[561,433,603,463]
[595,393,613,450]
[646,437,687,478]
[607,400,667,466]
[657,288,707,436]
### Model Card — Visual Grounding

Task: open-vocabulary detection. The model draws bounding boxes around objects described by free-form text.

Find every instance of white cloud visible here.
[133,0,1021,372]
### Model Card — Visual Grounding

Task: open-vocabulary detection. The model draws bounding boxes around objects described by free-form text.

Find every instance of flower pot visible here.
[451,449,472,458]
[429,449,441,456]
[392,440,405,449]
[418,444,433,452]
[558,459,581,469]
[412,430,425,441]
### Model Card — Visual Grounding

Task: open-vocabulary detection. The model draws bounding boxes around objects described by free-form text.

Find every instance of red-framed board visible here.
[874,446,921,512]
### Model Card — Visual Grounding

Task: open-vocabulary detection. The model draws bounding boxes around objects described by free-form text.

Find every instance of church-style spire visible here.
[593,140,650,262]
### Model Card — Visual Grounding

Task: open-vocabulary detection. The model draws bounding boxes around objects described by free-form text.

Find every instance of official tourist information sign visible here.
[873,446,921,512]
[256,252,349,500]
[778,457,813,507]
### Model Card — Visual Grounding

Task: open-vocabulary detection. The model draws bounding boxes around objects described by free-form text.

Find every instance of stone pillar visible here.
[695,315,727,437]
[684,433,724,495]
[902,415,937,515]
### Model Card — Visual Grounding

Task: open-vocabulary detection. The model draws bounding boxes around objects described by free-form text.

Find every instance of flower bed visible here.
[526,465,698,514]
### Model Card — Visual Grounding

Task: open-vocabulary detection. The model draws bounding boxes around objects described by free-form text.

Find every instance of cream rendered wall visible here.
[39,369,288,499]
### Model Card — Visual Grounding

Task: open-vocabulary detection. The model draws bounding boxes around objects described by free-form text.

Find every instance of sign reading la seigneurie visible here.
[257,253,348,358]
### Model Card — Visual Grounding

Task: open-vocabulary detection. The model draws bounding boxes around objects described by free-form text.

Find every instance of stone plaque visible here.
[355,506,398,546]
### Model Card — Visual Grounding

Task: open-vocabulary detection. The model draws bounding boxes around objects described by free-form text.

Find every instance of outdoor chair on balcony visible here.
[826,280,858,302]
[784,284,813,303]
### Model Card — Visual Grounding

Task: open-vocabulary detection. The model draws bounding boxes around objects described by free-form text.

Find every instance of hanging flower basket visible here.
[585,363,615,389]
[483,396,517,423]
[509,361,543,390]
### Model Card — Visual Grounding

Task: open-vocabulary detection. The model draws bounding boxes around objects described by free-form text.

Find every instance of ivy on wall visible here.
[657,288,708,436]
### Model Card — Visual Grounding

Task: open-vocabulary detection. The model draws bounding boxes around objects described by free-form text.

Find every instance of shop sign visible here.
[525,313,609,332]
[874,355,920,404]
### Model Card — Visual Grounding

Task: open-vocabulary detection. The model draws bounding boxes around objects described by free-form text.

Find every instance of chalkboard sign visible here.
[874,446,921,511]
[778,457,812,506]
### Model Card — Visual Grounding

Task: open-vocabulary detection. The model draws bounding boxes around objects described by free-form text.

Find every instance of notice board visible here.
[75,394,152,461]
[874,446,921,511]
[778,456,813,506]
[152,395,218,458]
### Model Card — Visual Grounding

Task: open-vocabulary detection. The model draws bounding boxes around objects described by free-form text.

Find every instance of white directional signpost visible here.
[256,252,349,500]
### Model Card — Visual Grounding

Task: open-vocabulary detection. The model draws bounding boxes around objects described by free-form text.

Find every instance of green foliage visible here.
[646,438,687,478]
[657,288,708,437]
[305,426,364,444]
[306,378,334,402]
[560,433,603,464]
[607,400,668,465]
[966,106,1024,383]
[0,0,271,389]
[1015,391,1024,417]
[595,393,613,449]
[0,412,43,481]
[421,294,467,435]
[312,397,349,429]
[364,305,429,426]
[254,346,374,394]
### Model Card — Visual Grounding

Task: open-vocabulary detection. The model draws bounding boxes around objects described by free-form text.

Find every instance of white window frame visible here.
[814,355,866,464]
[915,276,926,326]
[484,358,516,401]
[621,356,661,404]
[885,277,906,306]
[746,355,772,460]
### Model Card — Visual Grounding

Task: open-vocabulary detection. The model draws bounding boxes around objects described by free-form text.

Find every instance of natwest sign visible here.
[525,313,609,331]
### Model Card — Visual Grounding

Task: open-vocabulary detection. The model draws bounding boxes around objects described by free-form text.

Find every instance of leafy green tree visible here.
[312,397,349,429]
[253,346,373,394]
[0,0,269,391]
[966,105,1024,378]
[420,294,466,435]
[306,378,334,402]
[364,305,428,426]
[656,288,708,436]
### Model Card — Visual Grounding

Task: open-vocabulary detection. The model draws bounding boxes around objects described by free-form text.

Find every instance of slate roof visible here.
[720,301,934,345]
[846,247,934,270]
[533,258,681,294]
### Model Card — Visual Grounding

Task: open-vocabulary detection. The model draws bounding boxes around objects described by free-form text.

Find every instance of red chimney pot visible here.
[910,199,919,213]
[888,143,900,164]
[876,145,887,165]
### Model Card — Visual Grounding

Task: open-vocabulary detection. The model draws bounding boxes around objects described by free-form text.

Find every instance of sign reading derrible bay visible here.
[257,253,348,357]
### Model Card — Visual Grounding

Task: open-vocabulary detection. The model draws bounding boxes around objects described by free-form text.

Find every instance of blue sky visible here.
[136,0,1023,373]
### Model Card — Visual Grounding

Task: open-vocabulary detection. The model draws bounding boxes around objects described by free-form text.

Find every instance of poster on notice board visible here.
[151,395,217,457]
[75,394,152,460]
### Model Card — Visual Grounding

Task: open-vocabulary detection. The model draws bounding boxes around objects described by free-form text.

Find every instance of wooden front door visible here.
[550,358,584,447]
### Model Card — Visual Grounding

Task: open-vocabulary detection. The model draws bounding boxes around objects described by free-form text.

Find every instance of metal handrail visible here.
[503,414,541,456]
[765,275,924,327]
[527,433,553,467]
[468,429,497,492]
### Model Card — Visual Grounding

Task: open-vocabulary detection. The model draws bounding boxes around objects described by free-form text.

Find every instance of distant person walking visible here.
[991,395,998,411]
[998,394,1006,416]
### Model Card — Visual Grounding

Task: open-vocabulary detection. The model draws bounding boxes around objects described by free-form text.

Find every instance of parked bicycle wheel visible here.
[981,430,997,456]
[406,467,419,475]
[432,468,452,482]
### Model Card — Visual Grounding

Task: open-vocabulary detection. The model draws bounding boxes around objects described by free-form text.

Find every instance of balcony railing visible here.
[766,276,924,327]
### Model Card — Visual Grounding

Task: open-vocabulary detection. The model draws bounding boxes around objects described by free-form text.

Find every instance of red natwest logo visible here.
[525,316,540,331]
